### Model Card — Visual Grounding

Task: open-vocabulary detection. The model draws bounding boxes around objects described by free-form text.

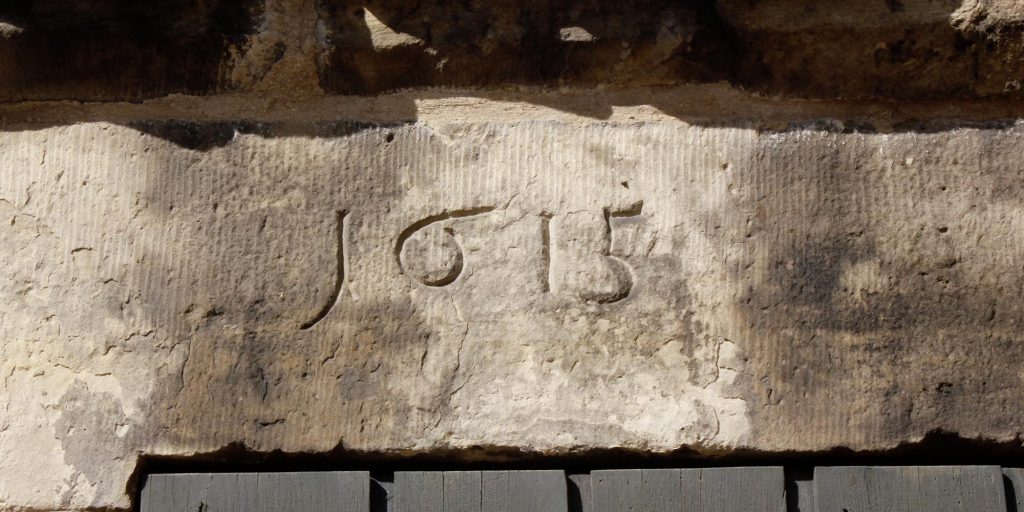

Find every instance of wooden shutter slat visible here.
[814,466,1006,512]
[140,472,368,512]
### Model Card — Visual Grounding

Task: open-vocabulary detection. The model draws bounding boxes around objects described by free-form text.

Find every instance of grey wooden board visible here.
[481,472,509,512]
[1003,468,1024,512]
[643,469,686,511]
[697,467,786,512]
[445,472,483,512]
[814,466,1006,512]
[592,469,684,512]
[591,467,784,512]
[394,472,444,512]
[139,472,369,512]
[592,469,642,512]
[479,470,568,512]
[396,471,567,512]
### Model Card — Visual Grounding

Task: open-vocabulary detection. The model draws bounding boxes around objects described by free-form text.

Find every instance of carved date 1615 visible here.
[301,203,643,329]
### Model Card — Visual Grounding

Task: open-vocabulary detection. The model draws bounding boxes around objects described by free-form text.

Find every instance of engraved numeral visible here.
[396,207,495,287]
[540,212,553,293]
[595,201,643,303]
[544,201,643,303]
[301,210,349,330]
[300,201,643,329]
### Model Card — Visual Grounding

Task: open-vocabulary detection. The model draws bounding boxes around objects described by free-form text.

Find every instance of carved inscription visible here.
[395,207,496,287]
[301,210,349,330]
[552,201,643,304]
[595,202,643,303]
[540,212,553,293]
[304,203,645,328]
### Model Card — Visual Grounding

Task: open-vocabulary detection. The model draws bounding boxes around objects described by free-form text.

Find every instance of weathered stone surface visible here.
[3,120,1024,509]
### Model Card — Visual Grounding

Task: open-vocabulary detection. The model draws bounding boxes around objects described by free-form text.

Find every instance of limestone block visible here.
[3,120,1024,509]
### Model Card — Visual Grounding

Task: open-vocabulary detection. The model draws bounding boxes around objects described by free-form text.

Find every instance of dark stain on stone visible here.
[149,296,444,451]
[731,128,1024,449]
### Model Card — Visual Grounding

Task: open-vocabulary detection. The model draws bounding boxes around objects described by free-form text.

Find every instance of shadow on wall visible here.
[316,0,737,94]
[316,0,1024,99]
[1,1,1024,103]
[0,0,263,101]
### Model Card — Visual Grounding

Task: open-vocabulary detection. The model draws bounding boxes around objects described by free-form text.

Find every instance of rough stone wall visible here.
[3,1,1024,510]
